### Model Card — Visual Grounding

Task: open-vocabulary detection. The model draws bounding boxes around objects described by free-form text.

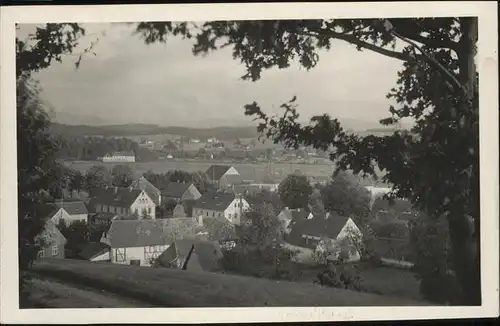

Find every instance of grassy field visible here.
[358,267,421,300]
[64,159,388,187]
[31,258,429,307]
[27,274,154,308]
[289,263,422,302]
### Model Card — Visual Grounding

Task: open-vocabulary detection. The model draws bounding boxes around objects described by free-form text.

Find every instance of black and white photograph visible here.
[1,2,498,324]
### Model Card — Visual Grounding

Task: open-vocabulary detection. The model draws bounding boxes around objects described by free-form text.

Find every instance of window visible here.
[212,212,215,217]
[51,245,58,256]
[115,248,126,262]
[206,212,209,216]
[135,209,139,215]
[37,250,45,258]
[148,207,151,214]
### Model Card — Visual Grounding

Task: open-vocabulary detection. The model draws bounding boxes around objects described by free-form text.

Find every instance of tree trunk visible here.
[448,214,480,305]
[448,16,481,306]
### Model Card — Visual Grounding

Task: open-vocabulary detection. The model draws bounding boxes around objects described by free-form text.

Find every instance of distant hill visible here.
[48,122,409,140]
[51,111,112,126]
[48,123,259,140]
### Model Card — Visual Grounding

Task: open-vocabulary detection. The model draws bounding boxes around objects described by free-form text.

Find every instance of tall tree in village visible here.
[241,203,283,250]
[111,164,134,187]
[85,165,112,191]
[134,17,480,304]
[320,171,372,226]
[277,173,313,210]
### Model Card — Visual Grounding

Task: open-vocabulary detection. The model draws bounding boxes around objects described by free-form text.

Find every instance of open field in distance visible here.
[63,159,389,187]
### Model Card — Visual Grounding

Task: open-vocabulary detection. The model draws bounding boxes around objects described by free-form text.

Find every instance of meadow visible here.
[31,258,428,307]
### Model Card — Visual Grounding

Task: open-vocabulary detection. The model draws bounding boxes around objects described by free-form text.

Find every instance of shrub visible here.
[313,257,364,291]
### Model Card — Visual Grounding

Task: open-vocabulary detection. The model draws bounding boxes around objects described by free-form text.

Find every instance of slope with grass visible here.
[26,274,155,308]
[30,258,430,307]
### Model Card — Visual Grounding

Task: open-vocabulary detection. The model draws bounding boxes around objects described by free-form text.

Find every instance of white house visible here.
[89,186,156,219]
[192,192,249,225]
[100,218,201,266]
[100,220,170,266]
[286,212,363,263]
[102,151,136,163]
[49,200,89,225]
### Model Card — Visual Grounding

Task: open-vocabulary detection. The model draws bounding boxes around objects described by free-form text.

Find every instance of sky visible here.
[19,23,405,129]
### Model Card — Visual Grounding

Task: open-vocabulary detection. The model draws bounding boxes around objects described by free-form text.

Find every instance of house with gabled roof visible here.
[286,212,363,263]
[35,217,67,259]
[100,217,202,266]
[89,186,156,219]
[129,176,162,207]
[192,191,249,225]
[161,182,202,203]
[205,165,242,190]
[48,200,89,225]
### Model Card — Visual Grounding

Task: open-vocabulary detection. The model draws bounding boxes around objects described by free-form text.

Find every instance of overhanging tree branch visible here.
[304,29,413,62]
[390,20,459,52]
[384,19,466,95]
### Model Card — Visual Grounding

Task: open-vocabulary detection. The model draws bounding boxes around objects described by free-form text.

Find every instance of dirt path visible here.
[27,275,155,308]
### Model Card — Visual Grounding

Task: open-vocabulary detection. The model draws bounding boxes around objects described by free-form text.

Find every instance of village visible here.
[33,161,420,301]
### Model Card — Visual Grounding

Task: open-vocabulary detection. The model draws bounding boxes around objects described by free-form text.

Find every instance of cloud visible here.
[23,23,404,128]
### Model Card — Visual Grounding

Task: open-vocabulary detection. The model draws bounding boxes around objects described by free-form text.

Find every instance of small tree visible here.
[68,170,85,194]
[312,238,364,291]
[85,165,111,191]
[111,164,134,187]
[141,208,152,220]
